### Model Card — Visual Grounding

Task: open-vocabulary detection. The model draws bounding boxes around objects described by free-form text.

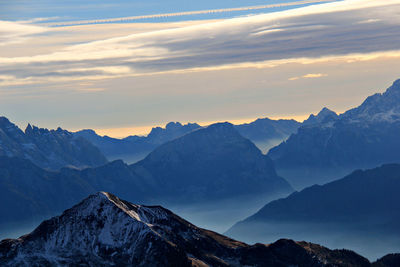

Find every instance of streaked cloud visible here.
[1,0,400,89]
[0,20,47,46]
[48,0,337,26]
[289,73,327,80]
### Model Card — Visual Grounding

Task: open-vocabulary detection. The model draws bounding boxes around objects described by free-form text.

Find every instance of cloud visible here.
[0,20,47,46]
[289,73,327,80]
[1,0,400,87]
[47,0,337,26]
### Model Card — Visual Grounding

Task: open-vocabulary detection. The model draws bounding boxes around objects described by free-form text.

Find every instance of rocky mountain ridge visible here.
[268,79,400,189]
[0,117,107,170]
[1,191,388,267]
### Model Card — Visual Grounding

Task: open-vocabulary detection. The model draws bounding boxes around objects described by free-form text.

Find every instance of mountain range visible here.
[2,78,400,264]
[226,163,400,260]
[0,117,107,170]
[2,191,395,267]
[75,118,300,163]
[75,122,201,163]
[235,118,301,153]
[0,122,292,236]
[268,79,400,189]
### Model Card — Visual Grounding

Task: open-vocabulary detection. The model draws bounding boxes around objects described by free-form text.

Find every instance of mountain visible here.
[268,79,400,189]
[373,254,400,267]
[0,156,146,238]
[131,122,293,203]
[0,123,292,236]
[0,192,379,266]
[226,164,400,260]
[235,118,301,153]
[75,122,201,163]
[75,118,301,164]
[302,107,338,125]
[0,117,107,170]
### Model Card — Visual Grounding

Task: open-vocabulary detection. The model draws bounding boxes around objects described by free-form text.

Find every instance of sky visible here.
[1,0,400,137]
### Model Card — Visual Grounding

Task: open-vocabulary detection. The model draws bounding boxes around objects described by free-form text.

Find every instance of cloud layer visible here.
[1,0,400,89]
[49,0,336,26]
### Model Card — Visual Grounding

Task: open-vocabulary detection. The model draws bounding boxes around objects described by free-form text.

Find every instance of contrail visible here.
[49,0,337,26]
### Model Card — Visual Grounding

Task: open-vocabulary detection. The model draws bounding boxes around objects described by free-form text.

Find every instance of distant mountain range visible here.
[268,79,400,189]
[0,123,292,235]
[0,117,107,170]
[75,122,201,163]
[2,191,395,267]
[235,118,301,153]
[75,118,300,163]
[226,164,400,260]
[2,79,400,264]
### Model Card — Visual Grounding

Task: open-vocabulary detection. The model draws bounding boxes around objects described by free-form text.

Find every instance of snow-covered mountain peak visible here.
[73,192,170,227]
[0,192,377,266]
[0,192,185,265]
[342,79,400,122]
[93,192,170,225]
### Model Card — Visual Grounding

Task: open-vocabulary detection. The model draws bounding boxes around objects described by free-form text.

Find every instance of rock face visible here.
[0,123,292,233]
[75,122,201,163]
[226,164,400,260]
[268,79,400,189]
[0,117,107,170]
[0,192,376,267]
[235,118,301,153]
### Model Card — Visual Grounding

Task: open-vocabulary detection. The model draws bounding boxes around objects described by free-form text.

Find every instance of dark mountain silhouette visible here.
[0,123,292,236]
[268,79,400,189]
[0,117,107,170]
[75,122,201,163]
[226,164,400,260]
[0,192,378,266]
[373,254,400,267]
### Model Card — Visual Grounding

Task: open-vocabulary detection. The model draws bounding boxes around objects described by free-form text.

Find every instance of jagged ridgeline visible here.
[74,118,300,164]
[269,79,400,189]
[0,117,107,170]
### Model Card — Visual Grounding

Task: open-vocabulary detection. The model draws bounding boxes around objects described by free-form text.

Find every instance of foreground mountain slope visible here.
[268,79,400,189]
[0,192,376,266]
[373,254,400,267]
[227,164,400,259]
[0,117,107,170]
[131,122,293,203]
